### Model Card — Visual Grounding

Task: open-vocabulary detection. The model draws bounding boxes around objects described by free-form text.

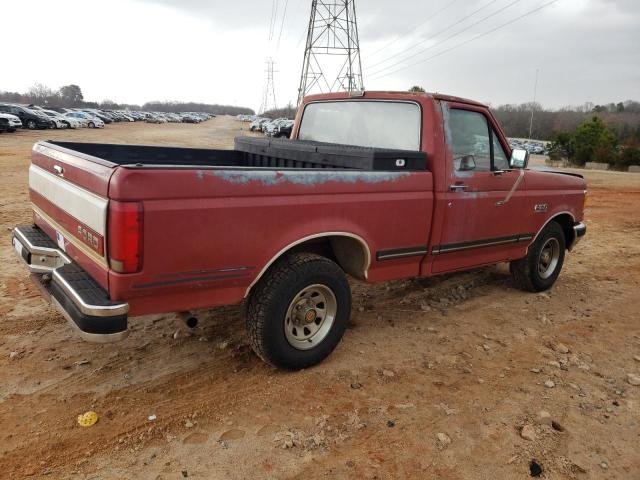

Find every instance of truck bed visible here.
[47,137,428,171]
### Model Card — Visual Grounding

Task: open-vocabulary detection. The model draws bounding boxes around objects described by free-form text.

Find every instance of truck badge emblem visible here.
[534,204,548,213]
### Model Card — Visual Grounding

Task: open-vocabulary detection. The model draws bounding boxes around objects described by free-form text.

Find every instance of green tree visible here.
[570,116,617,166]
[615,137,640,169]
[548,131,573,161]
[408,85,425,92]
[58,84,84,105]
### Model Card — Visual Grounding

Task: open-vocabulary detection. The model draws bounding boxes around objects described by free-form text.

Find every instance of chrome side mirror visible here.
[510,148,529,169]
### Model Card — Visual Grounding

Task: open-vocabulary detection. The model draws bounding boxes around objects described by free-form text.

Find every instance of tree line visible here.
[0,83,255,116]
[491,100,640,141]
[491,100,640,170]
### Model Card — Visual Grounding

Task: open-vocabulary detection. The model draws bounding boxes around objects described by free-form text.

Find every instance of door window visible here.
[449,109,491,172]
[448,108,510,172]
[492,133,510,170]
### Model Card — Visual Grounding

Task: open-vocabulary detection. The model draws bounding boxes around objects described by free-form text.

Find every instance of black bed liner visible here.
[47,137,428,171]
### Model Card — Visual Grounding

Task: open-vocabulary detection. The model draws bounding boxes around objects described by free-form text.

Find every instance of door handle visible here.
[449,184,468,192]
[53,165,64,176]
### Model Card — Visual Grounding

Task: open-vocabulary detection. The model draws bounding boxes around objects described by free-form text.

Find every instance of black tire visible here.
[246,252,351,370]
[26,120,37,130]
[511,221,566,292]
[88,121,95,128]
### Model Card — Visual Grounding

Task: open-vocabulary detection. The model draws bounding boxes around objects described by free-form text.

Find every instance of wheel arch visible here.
[530,211,575,251]
[244,232,371,297]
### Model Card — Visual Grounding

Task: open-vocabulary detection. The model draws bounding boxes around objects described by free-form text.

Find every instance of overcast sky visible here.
[3,0,639,111]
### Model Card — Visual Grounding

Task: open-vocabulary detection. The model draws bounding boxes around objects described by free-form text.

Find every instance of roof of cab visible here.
[303,90,488,108]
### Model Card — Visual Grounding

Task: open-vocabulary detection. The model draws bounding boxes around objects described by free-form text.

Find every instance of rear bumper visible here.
[12,225,129,342]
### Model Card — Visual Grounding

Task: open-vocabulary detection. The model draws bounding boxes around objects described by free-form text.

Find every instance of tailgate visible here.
[29,141,116,289]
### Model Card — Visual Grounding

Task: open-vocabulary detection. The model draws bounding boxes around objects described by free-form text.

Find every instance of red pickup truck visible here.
[12,91,586,369]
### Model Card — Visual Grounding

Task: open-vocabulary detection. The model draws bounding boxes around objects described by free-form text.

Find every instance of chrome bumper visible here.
[570,222,587,250]
[12,225,129,343]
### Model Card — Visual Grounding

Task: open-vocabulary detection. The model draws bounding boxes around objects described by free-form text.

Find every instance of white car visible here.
[66,111,105,128]
[42,110,81,129]
[46,115,68,129]
[63,114,88,128]
[0,112,22,131]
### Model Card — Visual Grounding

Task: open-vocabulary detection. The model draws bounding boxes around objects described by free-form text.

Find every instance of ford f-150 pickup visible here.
[12,91,587,369]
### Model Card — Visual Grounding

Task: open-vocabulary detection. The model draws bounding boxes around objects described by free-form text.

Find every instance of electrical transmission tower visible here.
[260,58,278,114]
[297,1,364,105]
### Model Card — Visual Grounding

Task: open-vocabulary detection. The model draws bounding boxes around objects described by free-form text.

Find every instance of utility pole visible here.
[528,68,539,140]
[260,57,278,114]
[297,1,364,105]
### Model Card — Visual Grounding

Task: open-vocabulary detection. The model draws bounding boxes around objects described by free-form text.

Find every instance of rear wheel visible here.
[246,253,351,370]
[26,120,37,130]
[511,221,566,292]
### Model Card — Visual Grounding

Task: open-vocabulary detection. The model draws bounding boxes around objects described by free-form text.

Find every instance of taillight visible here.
[108,201,143,273]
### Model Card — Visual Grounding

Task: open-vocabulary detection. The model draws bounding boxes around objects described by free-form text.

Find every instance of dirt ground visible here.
[1,118,639,480]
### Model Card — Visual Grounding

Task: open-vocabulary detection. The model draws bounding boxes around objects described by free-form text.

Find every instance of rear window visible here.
[298,101,421,151]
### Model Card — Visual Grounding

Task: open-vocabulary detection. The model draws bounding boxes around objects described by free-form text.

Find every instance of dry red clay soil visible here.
[1,117,639,480]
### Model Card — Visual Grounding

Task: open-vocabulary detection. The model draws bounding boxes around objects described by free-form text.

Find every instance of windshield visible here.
[298,100,421,151]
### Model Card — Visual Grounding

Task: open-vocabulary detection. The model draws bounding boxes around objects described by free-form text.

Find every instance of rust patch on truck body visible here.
[211,169,410,187]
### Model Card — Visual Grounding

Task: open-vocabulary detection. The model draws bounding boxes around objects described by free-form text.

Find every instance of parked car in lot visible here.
[65,111,104,128]
[0,104,54,129]
[0,112,23,131]
[41,110,81,129]
[276,119,294,138]
[145,114,166,124]
[39,111,68,129]
[81,109,113,124]
[250,118,269,131]
[63,113,89,128]
[264,118,290,137]
[12,90,587,370]
[0,117,10,133]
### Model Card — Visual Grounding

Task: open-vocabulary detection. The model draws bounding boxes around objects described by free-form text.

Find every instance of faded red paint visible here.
[27,91,586,318]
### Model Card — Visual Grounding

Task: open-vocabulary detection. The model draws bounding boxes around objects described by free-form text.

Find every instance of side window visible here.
[492,132,509,170]
[449,109,491,172]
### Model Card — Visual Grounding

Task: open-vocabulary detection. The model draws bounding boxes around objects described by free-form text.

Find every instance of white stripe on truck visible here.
[29,165,108,235]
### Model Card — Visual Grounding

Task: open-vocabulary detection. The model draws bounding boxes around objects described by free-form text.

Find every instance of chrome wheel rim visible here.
[538,238,560,279]
[284,284,337,350]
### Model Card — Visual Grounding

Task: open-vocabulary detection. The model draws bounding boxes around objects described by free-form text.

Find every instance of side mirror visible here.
[510,148,529,169]
[456,155,476,171]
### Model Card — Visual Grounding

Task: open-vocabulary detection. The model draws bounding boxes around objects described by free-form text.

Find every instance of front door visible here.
[432,102,528,273]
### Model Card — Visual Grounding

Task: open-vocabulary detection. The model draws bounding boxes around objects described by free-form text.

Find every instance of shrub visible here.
[569,116,617,166]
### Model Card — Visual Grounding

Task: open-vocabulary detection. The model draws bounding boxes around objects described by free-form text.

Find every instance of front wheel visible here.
[510,221,566,292]
[88,121,95,128]
[246,253,351,370]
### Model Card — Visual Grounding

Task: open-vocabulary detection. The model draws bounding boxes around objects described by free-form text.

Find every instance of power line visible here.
[276,0,290,52]
[366,0,501,72]
[268,0,278,42]
[368,0,522,78]
[371,0,560,81]
[367,0,459,58]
